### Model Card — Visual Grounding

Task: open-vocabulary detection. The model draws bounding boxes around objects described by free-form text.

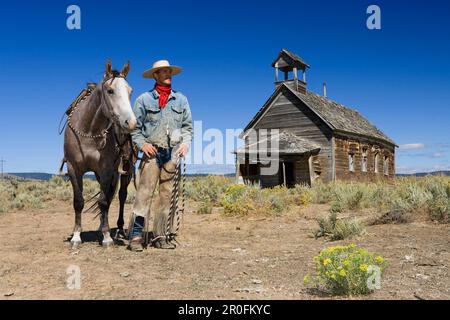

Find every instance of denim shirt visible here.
[131,88,193,150]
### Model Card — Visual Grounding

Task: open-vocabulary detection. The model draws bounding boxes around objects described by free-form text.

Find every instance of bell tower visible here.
[272,49,309,94]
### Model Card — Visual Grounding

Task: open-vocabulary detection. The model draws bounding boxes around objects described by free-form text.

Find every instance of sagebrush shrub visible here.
[185,175,233,204]
[197,201,213,214]
[314,212,364,240]
[304,244,388,295]
[220,184,254,216]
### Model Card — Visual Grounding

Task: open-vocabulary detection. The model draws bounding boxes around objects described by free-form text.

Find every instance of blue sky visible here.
[0,0,449,174]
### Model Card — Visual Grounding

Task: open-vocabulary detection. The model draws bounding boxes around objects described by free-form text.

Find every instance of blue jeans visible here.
[130,215,144,239]
[155,147,173,168]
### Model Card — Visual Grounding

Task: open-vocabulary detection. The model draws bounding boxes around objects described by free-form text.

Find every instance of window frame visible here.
[361,148,368,173]
[383,155,389,176]
[348,153,354,172]
[374,153,379,173]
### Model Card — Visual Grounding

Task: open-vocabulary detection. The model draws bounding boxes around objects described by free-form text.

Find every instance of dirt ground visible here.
[0,199,449,300]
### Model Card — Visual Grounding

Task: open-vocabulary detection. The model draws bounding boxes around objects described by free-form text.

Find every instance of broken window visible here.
[348,153,354,172]
[361,148,368,172]
[383,156,389,176]
[374,153,379,173]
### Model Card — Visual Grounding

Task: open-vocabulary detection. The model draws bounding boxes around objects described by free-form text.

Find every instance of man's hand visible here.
[141,143,157,158]
[178,143,189,157]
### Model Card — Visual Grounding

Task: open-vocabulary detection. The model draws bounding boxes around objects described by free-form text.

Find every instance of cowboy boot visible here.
[152,237,176,249]
[127,215,145,252]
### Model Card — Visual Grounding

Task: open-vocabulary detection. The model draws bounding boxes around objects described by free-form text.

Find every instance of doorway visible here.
[279,161,295,187]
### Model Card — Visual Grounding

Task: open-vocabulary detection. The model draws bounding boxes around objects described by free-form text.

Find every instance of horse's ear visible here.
[121,61,130,78]
[105,58,113,77]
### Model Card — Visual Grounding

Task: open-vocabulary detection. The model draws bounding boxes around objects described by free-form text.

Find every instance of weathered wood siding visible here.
[275,79,307,94]
[251,87,333,186]
[294,156,311,185]
[260,169,279,187]
[334,135,395,182]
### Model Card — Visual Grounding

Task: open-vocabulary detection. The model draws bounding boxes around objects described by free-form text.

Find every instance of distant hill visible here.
[4,172,235,181]
[4,172,96,181]
[3,171,448,181]
[396,170,450,177]
[4,172,55,180]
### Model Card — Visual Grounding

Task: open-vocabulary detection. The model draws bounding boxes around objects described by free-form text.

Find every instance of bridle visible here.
[67,73,128,147]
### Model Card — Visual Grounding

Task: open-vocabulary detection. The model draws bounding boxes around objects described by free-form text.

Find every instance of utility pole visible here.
[0,157,5,180]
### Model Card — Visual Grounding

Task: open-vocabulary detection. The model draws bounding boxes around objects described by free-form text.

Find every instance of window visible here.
[383,156,389,175]
[348,153,354,172]
[361,148,368,172]
[374,153,379,173]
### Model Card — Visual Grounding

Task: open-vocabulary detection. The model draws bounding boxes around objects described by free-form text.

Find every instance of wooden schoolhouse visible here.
[235,49,397,187]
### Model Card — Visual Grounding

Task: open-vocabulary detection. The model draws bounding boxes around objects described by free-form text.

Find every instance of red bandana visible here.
[154,83,171,108]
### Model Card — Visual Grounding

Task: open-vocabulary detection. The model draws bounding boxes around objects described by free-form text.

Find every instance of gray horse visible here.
[63,59,137,248]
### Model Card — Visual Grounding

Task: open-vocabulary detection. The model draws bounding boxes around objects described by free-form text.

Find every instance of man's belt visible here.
[153,144,172,152]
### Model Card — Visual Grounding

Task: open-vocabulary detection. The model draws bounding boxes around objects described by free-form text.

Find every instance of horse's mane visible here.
[111,70,121,77]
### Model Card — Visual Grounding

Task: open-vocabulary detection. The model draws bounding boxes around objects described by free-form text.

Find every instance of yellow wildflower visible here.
[303,275,310,285]
[375,256,384,264]
[323,258,331,266]
[339,269,347,277]
[343,260,351,266]
[359,264,368,272]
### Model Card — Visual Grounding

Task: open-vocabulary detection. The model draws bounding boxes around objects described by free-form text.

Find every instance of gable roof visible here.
[271,49,310,70]
[241,84,286,137]
[242,83,397,147]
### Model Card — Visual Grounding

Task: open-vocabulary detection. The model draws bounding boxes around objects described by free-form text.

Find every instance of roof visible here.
[271,49,310,69]
[234,130,321,155]
[243,83,397,147]
[287,87,397,146]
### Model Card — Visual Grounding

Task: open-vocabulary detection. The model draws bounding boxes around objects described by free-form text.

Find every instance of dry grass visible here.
[1,175,449,223]
[314,212,365,240]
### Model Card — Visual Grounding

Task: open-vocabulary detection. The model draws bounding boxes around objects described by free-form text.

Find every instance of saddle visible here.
[65,82,97,115]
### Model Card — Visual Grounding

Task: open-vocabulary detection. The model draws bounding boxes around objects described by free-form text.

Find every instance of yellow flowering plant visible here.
[307,244,388,295]
[220,185,254,216]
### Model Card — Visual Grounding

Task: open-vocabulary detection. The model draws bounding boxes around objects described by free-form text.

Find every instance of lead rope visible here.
[174,158,186,237]
[166,155,181,237]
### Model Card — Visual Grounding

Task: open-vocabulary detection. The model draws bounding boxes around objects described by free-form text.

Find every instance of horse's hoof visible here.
[71,241,81,249]
[102,239,114,247]
[114,229,127,240]
[70,232,82,249]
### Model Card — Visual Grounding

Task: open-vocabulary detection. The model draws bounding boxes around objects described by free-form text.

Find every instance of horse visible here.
[62,59,137,248]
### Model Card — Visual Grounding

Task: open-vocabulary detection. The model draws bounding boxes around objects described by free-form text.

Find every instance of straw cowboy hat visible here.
[143,60,182,78]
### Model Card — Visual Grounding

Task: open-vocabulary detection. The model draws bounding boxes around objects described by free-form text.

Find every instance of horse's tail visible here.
[83,190,101,214]
[84,174,122,218]
[58,158,67,176]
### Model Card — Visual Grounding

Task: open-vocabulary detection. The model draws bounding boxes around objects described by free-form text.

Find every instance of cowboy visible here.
[128,60,193,251]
